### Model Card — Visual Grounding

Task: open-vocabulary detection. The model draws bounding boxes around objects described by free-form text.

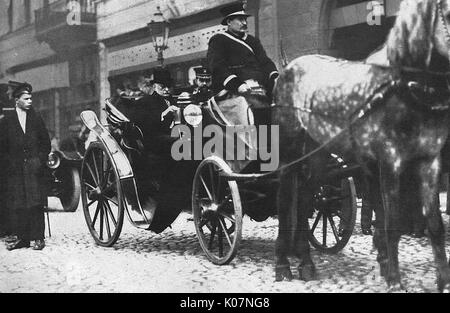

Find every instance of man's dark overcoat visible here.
[0,108,51,211]
[115,94,176,156]
[207,31,279,94]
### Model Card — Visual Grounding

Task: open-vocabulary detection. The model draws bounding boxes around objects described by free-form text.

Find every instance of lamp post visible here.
[148,6,170,67]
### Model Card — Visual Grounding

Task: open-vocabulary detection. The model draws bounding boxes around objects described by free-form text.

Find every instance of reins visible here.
[222,1,450,181]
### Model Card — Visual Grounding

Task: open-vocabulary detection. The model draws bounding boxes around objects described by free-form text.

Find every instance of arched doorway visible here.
[323,0,397,60]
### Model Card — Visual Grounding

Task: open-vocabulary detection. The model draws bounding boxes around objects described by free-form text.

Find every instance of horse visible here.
[272,0,450,292]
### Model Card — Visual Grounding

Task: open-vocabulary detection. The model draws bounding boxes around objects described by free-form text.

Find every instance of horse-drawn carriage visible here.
[78,0,450,292]
[79,81,359,265]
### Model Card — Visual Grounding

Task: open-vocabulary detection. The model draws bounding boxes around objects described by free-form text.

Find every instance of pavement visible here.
[0,196,449,293]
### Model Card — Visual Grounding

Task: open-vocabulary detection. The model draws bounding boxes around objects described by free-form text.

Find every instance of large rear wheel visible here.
[81,142,125,247]
[308,156,358,254]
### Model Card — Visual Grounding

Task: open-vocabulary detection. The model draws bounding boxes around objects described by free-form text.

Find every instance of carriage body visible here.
[79,86,358,265]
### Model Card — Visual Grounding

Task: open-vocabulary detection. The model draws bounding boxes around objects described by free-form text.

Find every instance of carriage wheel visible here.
[308,173,357,254]
[59,167,81,212]
[81,142,125,247]
[192,157,243,265]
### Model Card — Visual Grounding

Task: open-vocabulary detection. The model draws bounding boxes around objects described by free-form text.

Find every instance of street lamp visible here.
[148,6,170,67]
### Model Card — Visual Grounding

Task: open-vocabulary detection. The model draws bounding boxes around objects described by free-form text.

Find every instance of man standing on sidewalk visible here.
[0,82,51,251]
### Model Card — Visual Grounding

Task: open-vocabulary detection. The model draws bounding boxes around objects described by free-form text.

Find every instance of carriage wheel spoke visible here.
[218,211,235,224]
[104,199,118,227]
[322,214,328,247]
[87,199,97,208]
[91,151,101,186]
[103,196,119,207]
[208,223,217,250]
[328,215,340,242]
[84,182,96,191]
[219,217,233,248]
[91,201,101,228]
[216,175,223,203]
[200,176,214,201]
[99,201,104,241]
[103,202,112,239]
[311,211,323,233]
[85,163,99,186]
[209,165,217,203]
[218,224,224,257]
[99,152,105,187]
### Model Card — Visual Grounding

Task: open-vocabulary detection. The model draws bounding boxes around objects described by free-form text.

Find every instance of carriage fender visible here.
[80,110,133,180]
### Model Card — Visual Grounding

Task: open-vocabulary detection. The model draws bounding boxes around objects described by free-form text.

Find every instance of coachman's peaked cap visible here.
[9,81,32,98]
[220,2,251,25]
[194,67,211,78]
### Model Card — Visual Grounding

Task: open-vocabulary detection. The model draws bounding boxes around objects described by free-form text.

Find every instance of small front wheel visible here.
[192,157,243,265]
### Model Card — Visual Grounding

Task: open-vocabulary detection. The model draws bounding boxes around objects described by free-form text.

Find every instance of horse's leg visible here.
[358,174,374,235]
[378,162,403,291]
[294,174,316,281]
[275,170,295,282]
[366,169,389,278]
[418,157,450,292]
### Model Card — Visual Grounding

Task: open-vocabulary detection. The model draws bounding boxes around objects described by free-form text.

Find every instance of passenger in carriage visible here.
[207,3,279,100]
[191,67,213,104]
[126,67,179,157]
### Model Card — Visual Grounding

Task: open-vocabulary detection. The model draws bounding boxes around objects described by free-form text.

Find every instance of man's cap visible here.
[220,2,251,26]
[149,67,173,87]
[194,67,211,78]
[9,81,32,98]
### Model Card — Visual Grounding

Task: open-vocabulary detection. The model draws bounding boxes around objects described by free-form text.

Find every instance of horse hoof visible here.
[439,283,450,293]
[298,263,316,282]
[387,283,405,293]
[275,265,293,282]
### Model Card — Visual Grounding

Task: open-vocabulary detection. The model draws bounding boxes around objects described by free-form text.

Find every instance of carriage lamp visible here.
[47,152,61,170]
[148,6,170,67]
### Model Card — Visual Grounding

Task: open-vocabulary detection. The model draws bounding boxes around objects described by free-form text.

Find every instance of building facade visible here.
[0,0,98,140]
[95,0,402,116]
[1,0,403,132]
[95,0,281,121]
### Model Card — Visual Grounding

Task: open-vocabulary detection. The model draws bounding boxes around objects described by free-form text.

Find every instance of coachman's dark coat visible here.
[207,31,278,94]
[0,108,51,238]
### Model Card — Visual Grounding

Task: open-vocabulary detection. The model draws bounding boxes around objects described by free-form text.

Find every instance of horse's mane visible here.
[387,0,439,68]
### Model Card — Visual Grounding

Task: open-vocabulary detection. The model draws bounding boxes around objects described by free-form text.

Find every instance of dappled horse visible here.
[273,0,450,292]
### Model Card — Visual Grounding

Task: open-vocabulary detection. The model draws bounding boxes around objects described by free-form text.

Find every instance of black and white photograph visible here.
[1,0,450,298]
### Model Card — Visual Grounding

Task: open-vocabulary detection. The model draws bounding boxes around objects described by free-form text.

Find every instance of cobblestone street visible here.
[1,196,449,293]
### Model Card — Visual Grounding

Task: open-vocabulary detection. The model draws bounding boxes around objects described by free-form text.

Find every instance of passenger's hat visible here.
[194,67,211,79]
[9,81,32,98]
[220,2,251,26]
[149,67,173,87]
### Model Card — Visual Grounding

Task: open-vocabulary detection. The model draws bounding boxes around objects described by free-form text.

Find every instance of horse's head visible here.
[387,0,450,71]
